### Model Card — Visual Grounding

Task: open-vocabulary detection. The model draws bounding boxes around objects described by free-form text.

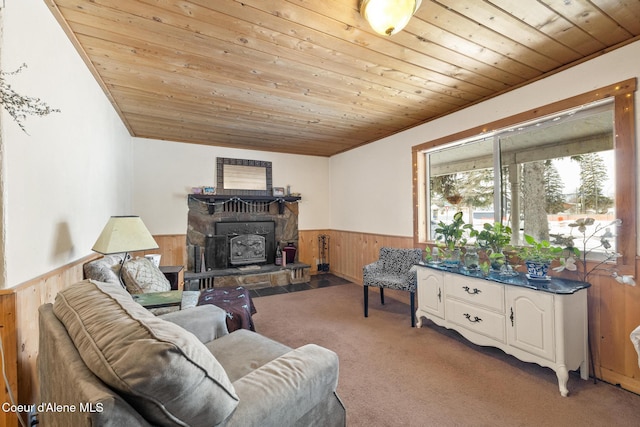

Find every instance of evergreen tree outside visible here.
[545,160,566,214]
[575,153,612,213]
[455,169,494,208]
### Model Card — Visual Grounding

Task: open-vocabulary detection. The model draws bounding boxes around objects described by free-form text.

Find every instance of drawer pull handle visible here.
[510,307,514,327]
[438,288,442,302]
[463,313,482,323]
[462,286,481,295]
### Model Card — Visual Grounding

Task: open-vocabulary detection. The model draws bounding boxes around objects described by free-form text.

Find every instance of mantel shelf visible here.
[189,194,301,214]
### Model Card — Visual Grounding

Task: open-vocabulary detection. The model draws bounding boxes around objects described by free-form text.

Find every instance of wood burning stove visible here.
[206,221,275,268]
[229,233,267,265]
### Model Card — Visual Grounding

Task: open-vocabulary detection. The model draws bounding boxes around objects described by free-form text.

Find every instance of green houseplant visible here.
[471,222,512,252]
[517,234,563,279]
[434,211,472,266]
[470,222,512,271]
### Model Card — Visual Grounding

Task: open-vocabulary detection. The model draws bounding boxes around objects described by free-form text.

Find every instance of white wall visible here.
[132,139,331,234]
[0,0,133,288]
[330,40,640,238]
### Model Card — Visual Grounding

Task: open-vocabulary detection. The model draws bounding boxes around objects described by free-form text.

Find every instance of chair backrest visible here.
[379,247,422,274]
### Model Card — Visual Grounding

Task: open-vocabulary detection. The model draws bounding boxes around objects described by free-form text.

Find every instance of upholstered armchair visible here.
[363,247,423,327]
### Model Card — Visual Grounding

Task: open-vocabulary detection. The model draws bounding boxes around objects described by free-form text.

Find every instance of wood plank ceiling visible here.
[45,0,640,157]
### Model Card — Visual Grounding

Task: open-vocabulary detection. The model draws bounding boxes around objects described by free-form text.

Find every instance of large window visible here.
[413,80,636,272]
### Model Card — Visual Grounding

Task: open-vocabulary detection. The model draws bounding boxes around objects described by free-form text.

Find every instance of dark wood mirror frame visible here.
[216,157,273,196]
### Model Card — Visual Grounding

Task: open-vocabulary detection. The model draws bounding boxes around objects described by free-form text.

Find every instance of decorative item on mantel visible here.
[552,217,635,286]
[191,186,215,195]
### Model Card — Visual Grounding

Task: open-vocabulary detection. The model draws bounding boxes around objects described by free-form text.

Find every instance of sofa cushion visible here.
[83,254,124,285]
[206,329,292,382]
[53,279,239,426]
[121,257,171,294]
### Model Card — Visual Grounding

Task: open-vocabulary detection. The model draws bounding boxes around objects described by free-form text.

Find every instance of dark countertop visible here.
[417,262,590,294]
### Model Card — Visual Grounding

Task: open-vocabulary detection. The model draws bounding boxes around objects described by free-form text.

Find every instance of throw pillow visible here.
[53,280,239,426]
[83,254,124,285]
[121,257,171,294]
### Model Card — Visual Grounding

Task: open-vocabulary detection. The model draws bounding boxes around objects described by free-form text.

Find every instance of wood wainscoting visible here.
[2,231,639,427]
[148,231,416,285]
[301,229,415,284]
[0,255,96,427]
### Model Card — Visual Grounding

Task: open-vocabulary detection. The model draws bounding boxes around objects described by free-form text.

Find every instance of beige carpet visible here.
[252,282,640,427]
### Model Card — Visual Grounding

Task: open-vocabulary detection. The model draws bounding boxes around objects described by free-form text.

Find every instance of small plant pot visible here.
[525,260,550,278]
[443,248,461,268]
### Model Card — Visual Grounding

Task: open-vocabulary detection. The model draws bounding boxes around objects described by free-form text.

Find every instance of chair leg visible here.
[364,285,369,317]
[410,291,416,327]
[380,287,385,305]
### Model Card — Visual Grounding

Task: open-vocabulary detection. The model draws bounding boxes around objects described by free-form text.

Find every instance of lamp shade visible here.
[360,0,422,36]
[92,216,159,255]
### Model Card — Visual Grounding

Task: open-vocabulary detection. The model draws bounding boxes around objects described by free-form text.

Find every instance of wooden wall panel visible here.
[2,231,638,425]
[590,260,640,394]
[0,255,93,427]
[14,259,90,405]
[0,292,18,427]
[323,230,415,284]
[298,230,330,275]
[138,234,187,267]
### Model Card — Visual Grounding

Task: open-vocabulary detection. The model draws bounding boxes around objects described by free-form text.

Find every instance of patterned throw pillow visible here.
[121,257,171,294]
[83,254,125,285]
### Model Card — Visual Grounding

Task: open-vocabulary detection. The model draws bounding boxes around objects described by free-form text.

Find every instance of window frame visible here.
[412,79,636,275]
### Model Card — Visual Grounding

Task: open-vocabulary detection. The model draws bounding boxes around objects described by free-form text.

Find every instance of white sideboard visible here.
[416,265,590,396]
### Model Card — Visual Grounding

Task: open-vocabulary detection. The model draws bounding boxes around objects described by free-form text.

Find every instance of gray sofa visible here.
[38,279,345,426]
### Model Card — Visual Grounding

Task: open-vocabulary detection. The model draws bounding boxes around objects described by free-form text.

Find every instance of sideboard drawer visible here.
[445,275,504,313]
[446,299,506,343]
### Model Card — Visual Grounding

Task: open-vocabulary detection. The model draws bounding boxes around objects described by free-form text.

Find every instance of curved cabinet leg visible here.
[579,359,589,380]
[556,366,569,397]
[416,313,423,328]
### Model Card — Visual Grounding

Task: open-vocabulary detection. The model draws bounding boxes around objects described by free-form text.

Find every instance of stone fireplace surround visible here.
[186,194,308,290]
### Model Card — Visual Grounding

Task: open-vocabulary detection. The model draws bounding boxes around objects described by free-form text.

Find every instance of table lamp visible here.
[92,216,159,286]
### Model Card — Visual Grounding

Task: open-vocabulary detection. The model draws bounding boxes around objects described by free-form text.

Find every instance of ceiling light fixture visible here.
[360,0,422,36]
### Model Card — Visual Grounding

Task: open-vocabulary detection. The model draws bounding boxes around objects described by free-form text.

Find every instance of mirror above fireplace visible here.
[216,157,272,196]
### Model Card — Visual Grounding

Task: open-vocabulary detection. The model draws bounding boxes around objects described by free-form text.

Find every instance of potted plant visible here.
[434,211,472,266]
[517,234,563,279]
[470,222,512,271]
